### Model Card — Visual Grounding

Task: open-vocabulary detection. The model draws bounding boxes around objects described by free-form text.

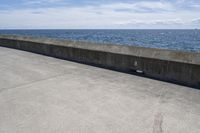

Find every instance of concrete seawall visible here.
[0,35,200,88]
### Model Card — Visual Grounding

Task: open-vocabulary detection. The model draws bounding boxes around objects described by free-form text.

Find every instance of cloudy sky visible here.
[0,0,200,29]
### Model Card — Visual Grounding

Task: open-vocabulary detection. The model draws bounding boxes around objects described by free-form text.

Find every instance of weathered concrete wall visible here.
[0,35,200,88]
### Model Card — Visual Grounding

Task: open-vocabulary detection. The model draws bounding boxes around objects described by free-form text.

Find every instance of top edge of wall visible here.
[0,34,200,65]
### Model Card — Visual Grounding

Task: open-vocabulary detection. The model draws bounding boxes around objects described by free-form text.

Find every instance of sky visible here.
[0,0,200,29]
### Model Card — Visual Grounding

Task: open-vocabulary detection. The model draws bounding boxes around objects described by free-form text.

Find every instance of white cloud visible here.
[0,1,200,29]
[190,4,200,8]
[24,0,65,5]
[192,18,200,24]
[115,19,184,27]
[97,1,174,13]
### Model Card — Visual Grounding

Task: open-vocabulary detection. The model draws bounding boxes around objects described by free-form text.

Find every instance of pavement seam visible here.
[0,72,71,93]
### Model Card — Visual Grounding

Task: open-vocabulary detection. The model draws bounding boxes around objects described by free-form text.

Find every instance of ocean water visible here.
[0,29,200,52]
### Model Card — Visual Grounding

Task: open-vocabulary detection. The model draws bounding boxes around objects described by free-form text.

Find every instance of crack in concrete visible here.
[153,112,163,133]
[152,84,166,133]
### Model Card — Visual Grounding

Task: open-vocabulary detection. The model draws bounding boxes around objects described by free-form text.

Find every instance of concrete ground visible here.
[0,47,200,133]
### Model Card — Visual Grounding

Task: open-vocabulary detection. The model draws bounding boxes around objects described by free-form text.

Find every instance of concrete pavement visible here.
[0,46,200,133]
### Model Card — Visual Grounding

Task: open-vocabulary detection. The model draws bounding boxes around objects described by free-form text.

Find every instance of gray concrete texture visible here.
[0,35,200,88]
[0,47,200,133]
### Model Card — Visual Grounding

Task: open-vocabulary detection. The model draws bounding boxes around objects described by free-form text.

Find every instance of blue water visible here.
[0,29,200,52]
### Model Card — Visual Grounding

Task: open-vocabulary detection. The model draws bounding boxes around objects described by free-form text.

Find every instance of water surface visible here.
[0,29,200,52]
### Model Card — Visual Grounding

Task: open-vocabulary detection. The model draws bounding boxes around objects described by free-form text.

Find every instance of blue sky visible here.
[0,0,200,29]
